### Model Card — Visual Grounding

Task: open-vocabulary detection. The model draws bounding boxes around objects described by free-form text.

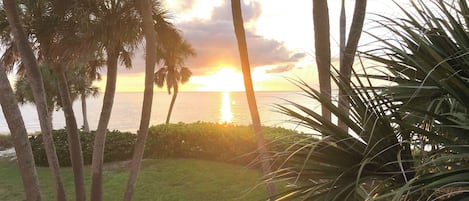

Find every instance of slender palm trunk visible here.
[313,0,332,121]
[338,0,367,130]
[90,52,118,201]
[231,0,276,199]
[55,65,86,201]
[339,0,346,72]
[3,1,67,200]
[123,1,157,200]
[81,94,90,132]
[0,63,42,201]
[165,84,178,124]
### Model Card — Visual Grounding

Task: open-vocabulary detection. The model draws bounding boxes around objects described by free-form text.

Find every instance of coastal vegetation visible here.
[1,0,469,200]
[26,123,298,167]
[270,0,469,200]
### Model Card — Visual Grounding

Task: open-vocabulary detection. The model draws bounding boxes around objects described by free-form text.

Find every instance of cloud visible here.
[211,0,262,22]
[178,0,304,75]
[120,0,304,75]
[265,64,295,74]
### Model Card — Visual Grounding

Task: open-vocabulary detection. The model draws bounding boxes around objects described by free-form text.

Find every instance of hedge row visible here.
[30,129,135,166]
[30,122,301,167]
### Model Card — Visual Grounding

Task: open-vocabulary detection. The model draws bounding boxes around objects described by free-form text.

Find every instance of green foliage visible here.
[144,122,298,165]
[29,123,299,167]
[272,1,469,200]
[0,135,13,150]
[29,129,135,166]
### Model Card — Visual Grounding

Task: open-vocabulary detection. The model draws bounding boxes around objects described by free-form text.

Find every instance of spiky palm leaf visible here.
[362,0,469,199]
[273,71,414,200]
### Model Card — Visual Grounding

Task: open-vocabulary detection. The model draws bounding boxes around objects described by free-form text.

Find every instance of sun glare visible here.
[192,67,244,92]
[219,92,233,123]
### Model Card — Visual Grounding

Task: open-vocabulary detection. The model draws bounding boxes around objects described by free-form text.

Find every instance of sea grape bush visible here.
[29,122,300,166]
[30,129,135,166]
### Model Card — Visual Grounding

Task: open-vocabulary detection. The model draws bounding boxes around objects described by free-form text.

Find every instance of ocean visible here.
[0,91,318,134]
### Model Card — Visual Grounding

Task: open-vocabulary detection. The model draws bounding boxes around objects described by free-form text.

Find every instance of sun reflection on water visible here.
[220,92,233,123]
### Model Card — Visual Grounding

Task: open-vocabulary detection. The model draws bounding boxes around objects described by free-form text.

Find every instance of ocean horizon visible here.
[0,91,318,134]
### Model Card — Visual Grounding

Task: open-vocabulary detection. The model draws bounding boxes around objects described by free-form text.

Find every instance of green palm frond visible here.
[360,0,469,199]
[272,70,414,200]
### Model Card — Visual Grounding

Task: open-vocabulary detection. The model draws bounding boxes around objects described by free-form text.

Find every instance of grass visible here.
[0,158,276,201]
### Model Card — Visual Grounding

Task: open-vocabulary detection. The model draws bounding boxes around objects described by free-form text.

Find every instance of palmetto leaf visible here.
[361,0,469,199]
[272,70,413,200]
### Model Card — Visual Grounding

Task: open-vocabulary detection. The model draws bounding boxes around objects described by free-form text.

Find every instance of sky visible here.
[94,0,406,92]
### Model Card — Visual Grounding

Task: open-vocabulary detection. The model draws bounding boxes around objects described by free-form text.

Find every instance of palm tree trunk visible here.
[3,1,67,200]
[313,0,332,121]
[90,52,118,201]
[231,0,276,199]
[339,0,346,71]
[0,63,42,201]
[54,65,86,201]
[123,0,157,200]
[165,84,178,124]
[81,93,90,132]
[338,0,367,130]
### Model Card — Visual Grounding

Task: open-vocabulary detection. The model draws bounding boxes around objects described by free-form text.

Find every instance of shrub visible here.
[0,135,13,150]
[144,122,300,165]
[29,123,300,167]
[30,129,135,166]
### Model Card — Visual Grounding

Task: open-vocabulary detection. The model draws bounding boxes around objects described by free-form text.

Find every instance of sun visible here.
[211,67,244,92]
[190,67,245,92]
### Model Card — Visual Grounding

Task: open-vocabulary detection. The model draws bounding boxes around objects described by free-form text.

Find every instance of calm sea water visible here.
[0,91,319,134]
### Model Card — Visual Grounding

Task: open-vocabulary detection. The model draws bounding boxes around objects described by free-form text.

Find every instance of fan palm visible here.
[15,64,100,131]
[2,1,68,200]
[231,0,276,198]
[273,72,414,200]
[123,0,158,200]
[89,1,143,199]
[362,0,469,199]
[154,38,195,124]
[274,0,469,200]
[0,60,41,201]
[312,0,332,121]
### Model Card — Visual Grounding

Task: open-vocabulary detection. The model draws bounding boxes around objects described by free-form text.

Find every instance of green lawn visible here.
[0,159,276,201]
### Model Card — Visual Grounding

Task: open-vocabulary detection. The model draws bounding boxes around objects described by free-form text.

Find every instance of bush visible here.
[30,129,135,166]
[144,122,300,165]
[29,123,300,167]
[0,135,13,150]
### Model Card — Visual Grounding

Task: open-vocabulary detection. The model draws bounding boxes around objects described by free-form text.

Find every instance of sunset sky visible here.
[95,0,406,92]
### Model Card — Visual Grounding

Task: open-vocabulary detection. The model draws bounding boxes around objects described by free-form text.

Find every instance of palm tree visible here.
[89,1,144,200]
[123,0,159,200]
[312,0,331,121]
[67,64,101,132]
[155,66,192,124]
[230,0,276,199]
[0,62,42,201]
[2,1,67,200]
[362,0,469,198]
[154,39,195,124]
[15,64,59,126]
[337,0,367,130]
[14,64,99,131]
[273,76,414,200]
[273,0,469,200]
[33,5,92,200]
